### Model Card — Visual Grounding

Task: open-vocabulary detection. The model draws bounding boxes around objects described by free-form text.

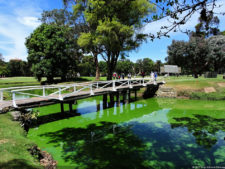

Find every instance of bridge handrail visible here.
[1,78,161,107]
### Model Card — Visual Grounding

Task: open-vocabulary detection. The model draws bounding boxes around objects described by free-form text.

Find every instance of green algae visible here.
[27,97,225,168]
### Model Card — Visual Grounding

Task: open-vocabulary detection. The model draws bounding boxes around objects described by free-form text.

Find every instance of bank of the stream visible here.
[0,113,42,169]
[163,75,225,100]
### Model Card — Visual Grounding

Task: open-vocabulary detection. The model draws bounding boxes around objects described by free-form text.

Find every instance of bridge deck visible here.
[0,80,164,111]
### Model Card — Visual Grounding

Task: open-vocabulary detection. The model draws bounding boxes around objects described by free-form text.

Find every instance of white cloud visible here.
[0,0,42,61]
[18,16,40,29]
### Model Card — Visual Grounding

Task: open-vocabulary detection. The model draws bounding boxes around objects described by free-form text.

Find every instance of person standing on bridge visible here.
[121,73,125,79]
[113,72,117,80]
[151,71,154,81]
[128,73,131,79]
[141,72,145,78]
[154,72,157,81]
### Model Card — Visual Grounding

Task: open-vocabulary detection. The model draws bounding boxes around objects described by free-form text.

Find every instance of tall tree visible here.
[7,60,31,77]
[63,0,102,80]
[99,61,107,76]
[166,40,188,73]
[82,0,154,80]
[25,24,77,82]
[116,59,134,75]
[78,55,96,76]
[135,58,155,75]
[186,35,210,77]
[207,35,225,73]
[167,35,210,77]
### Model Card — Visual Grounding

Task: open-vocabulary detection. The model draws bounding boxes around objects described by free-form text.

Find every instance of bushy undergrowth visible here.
[190,91,225,100]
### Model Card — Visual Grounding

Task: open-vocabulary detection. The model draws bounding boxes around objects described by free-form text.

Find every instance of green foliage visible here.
[167,35,211,76]
[166,40,187,73]
[99,61,107,75]
[195,15,220,37]
[7,60,32,77]
[41,9,76,26]
[116,59,134,75]
[78,55,96,76]
[207,35,225,73]
[0,57,8,76]
[135,58,155,74]
[221,31,225,36]
[25,24,77,82]
[190,90,225,101]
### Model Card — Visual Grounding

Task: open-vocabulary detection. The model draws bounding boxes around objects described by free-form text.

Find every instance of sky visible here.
[0,0,224,62]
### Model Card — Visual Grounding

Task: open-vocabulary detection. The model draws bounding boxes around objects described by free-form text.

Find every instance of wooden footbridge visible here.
[0,78,165,113]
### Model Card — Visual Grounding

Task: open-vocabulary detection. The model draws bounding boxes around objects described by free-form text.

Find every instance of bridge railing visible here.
[0,78,160,107]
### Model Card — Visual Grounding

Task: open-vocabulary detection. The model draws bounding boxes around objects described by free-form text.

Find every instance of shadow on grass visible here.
[0,159,40,169]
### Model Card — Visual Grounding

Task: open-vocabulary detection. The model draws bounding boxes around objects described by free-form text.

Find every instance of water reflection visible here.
[168,112,225,149]
[28,98,225,168]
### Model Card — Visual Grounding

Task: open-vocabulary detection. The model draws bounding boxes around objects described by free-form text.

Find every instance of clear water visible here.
[27,96,225,169]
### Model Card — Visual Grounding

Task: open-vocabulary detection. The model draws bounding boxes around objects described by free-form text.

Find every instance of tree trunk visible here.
[47,76,54,83]
[107,67,113,80]
[94,53,100,81]
[194,73,198,78]
[61,76,66,82]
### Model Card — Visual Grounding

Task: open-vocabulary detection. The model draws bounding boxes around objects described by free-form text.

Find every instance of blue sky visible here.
[0,0,224,62]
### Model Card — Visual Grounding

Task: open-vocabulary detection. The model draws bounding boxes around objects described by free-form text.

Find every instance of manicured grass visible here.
[0,113,41,169]
[164,75,224,90]
[0,76,107,88]
[162,75,225,100]
[0,77,42,88]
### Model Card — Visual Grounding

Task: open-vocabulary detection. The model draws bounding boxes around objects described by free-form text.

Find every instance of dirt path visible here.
[204,87,216,93]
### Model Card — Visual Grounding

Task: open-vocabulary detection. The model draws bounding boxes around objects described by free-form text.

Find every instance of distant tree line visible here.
[0,53,163,78]
[80,57,163,77]
[0,56,32,77]
[166,15,225,78]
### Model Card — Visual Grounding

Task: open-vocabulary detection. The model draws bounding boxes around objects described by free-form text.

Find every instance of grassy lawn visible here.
[0,113,41,169]
[162,75,225,100]
[0,76,107,88]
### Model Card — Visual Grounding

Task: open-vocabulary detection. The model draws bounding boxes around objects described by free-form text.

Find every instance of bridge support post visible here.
[116,92,120,106]
[109,93,114,107]
[103,94,107,109]
[127,90,130,103]
[69,102,73,113]
[134,89,137,100]
[60,102,64,113]
[122,91,126,103]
